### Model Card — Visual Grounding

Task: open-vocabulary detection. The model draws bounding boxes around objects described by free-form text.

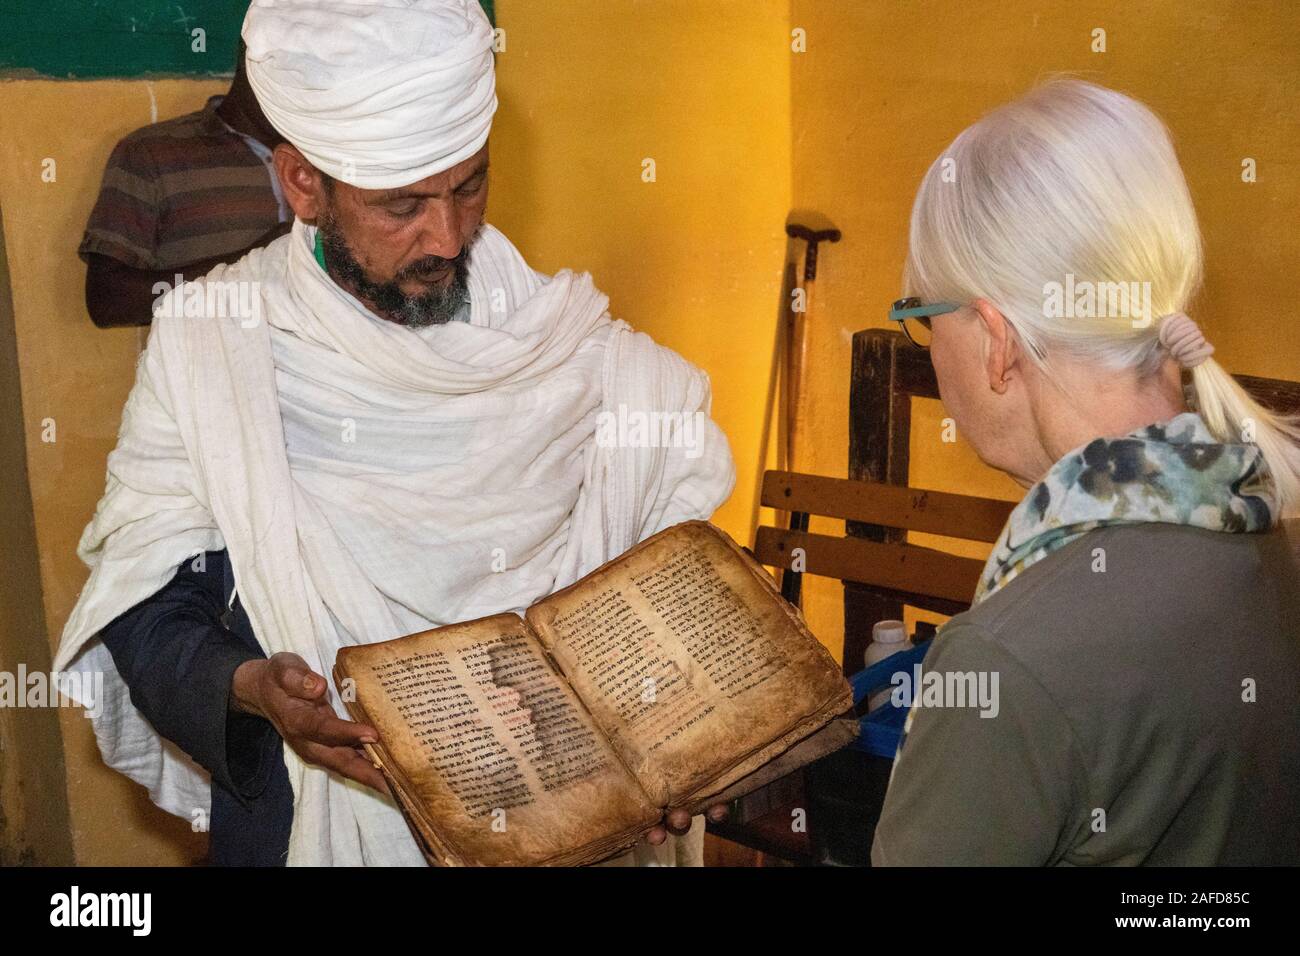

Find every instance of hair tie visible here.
[1158,313,1215,369]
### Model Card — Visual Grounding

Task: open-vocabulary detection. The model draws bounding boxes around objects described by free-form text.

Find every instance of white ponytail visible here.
[905,77,1300,520]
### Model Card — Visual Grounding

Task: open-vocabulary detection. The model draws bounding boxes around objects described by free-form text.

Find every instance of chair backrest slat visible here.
[762,470,1014,543]
[754,527,986,604]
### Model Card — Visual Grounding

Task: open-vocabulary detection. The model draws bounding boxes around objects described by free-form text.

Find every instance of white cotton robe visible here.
[53,219,736,866]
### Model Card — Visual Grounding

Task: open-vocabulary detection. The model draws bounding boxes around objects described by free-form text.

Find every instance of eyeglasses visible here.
[888,297,962,350]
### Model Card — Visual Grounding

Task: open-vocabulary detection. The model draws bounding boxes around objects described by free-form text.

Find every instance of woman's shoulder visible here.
[951,523,1298,678]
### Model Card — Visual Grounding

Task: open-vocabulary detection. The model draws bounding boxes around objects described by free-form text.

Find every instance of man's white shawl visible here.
[54,220,736,865]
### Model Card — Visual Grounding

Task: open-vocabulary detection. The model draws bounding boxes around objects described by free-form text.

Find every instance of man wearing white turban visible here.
[54,0,736,867]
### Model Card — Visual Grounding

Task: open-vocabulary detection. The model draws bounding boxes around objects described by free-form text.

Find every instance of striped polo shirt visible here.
[79,95,290,272]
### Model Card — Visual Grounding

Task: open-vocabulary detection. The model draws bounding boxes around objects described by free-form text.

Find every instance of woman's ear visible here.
[972,298,1020,395]
[273,144,328,222]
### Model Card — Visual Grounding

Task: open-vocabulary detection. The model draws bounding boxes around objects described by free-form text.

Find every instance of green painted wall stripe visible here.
[0,0,495,79]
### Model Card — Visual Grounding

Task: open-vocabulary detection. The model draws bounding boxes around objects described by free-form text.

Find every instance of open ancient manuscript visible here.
[334,521,854,866]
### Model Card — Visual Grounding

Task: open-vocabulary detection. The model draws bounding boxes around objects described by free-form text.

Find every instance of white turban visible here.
[243,0,497,189]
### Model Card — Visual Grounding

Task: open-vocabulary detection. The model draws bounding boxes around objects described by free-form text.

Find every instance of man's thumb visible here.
[273,653,326,699]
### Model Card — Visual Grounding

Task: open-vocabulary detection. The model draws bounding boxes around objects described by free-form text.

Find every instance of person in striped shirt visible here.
[80,41,291,328]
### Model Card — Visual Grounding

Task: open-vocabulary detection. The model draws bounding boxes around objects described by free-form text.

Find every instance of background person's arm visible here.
[84,220,292,329]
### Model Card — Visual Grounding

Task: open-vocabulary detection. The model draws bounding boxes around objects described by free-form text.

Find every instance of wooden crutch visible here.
[783,221,841,472]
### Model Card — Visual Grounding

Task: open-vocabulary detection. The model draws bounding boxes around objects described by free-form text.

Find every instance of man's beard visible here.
[318,210,474,328]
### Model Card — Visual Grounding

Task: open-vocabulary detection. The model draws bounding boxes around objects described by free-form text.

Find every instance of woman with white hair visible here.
[872,79,1300,865]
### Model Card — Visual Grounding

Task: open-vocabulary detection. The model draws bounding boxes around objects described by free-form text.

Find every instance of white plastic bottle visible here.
[865,620,909,710]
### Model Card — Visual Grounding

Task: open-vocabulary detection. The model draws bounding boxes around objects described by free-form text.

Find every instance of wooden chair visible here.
[711,332,1016,862]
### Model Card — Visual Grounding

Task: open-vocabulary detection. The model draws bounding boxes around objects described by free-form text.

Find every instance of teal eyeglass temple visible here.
[887,297,962,324]
[887,297,962,348]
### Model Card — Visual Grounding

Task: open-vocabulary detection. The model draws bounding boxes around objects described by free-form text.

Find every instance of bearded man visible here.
[55,0,735,867]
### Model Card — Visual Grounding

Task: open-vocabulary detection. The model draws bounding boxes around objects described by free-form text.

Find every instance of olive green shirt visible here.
[872,522,1300,865]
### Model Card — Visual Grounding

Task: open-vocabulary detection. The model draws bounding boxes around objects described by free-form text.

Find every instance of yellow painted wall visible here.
[490,0,793,541]
[3,0,1296,863]
[788,0,1300,658]
[0,79,222,864]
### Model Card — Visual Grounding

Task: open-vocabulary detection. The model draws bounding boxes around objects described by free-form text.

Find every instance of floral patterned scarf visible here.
[975,412,1275,604]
